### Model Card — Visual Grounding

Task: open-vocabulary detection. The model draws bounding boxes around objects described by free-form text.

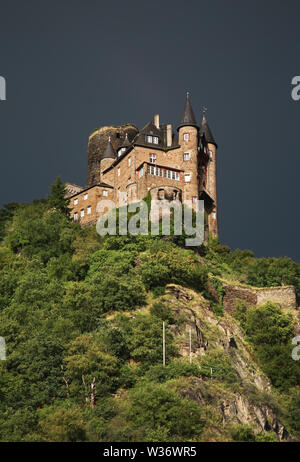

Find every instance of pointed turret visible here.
[121,132,131,148]
[177,92,199,131]
[200,114,217,148]
[102,136,116,159]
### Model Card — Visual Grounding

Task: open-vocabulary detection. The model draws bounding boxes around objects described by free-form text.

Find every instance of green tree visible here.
[38,404,86,442]
[127,382,205,439]
[47,176,70,217]
[64,334,120,402]
[0,202,19,241]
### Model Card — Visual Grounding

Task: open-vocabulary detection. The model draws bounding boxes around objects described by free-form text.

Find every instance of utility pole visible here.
[189,327,192,364]
[163,321,166,366]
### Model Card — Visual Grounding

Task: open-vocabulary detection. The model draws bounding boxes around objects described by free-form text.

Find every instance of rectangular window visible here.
[209,150,213,160]
[74,212,78,221]
[184,153,190,161]
[118,167,120,177]
[128,157,131,167]
[153,136,159,144]
[87,206,91,215]
[146,135,153,143]
[183,133,189,141]
[80,209,85,217]
[185,174,191,183]
[165,169,171,179]
[102,190,108,197]
[212,212,216,220]
[150,154,156,164]
[84,193,88,200]
[139,167,144,178]
[74,198,78,205]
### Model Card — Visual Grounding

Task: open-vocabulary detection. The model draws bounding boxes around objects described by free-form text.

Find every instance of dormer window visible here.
[150,154,156,164]
[146,135,159,144]
[118,147,126,157]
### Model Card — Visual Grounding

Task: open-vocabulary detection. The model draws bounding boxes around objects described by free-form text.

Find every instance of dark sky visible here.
[0,0,299,260]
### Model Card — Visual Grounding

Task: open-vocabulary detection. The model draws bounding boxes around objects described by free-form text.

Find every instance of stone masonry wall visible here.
[210,280,297,316]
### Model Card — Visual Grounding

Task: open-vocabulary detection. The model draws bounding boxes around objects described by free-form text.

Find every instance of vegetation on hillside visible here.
[0,179,299,442]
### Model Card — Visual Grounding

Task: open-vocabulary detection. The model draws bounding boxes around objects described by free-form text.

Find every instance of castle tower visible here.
[100,137,116,180]
[177,92,199,207]
[200,113,218,238]
[87,125,138,186]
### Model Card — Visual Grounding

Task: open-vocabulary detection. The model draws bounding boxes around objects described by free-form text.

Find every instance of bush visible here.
[127,382,205,439]
[150,302,175,323]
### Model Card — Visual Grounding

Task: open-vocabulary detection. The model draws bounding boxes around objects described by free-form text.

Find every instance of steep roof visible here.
[102,137,116,159]
[177,92,199,131]
[200,115,217,148]
[121,132,131,148]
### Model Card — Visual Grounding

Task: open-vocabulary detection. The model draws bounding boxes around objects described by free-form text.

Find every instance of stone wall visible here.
[209,280,297,315]
[256,286,296,308]
[222,284,257,315]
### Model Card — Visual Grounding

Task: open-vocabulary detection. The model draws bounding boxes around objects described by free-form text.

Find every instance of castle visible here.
[66,93,218,239]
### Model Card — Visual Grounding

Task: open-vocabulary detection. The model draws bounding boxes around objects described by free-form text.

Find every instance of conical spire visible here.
[200,110,217,147]
[177,92,199,131]
[121,132,131,147]
[102,136,116,159]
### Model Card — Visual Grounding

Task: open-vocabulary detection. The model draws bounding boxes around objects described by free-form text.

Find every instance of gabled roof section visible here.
[69,182,113,199]
[200,115,218,148]
[177,92,199,131]
[134,121,162,146]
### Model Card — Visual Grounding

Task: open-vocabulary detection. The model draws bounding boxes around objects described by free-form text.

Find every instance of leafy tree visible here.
[127,382,205,439]
[120,314,178,368]
[64,334,120,402]
[244,303,294,346]
[0,202,19,241]
[243,303,300,390]
[38,404,86,442]
[47,176,70,217]
[150,301,175,323]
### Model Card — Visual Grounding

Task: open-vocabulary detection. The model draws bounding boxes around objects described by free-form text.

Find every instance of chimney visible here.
[166,124,172,147]
[154,114,160,129]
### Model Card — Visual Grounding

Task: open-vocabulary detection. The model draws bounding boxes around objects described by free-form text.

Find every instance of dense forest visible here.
[0,179,299,442]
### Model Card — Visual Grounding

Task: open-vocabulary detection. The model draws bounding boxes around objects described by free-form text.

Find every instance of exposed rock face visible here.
[220,394,288,440]
[87,124,138,187]
[160,284,290,441]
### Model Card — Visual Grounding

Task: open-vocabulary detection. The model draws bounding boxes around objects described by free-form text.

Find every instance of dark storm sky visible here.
[0,0,299,260]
